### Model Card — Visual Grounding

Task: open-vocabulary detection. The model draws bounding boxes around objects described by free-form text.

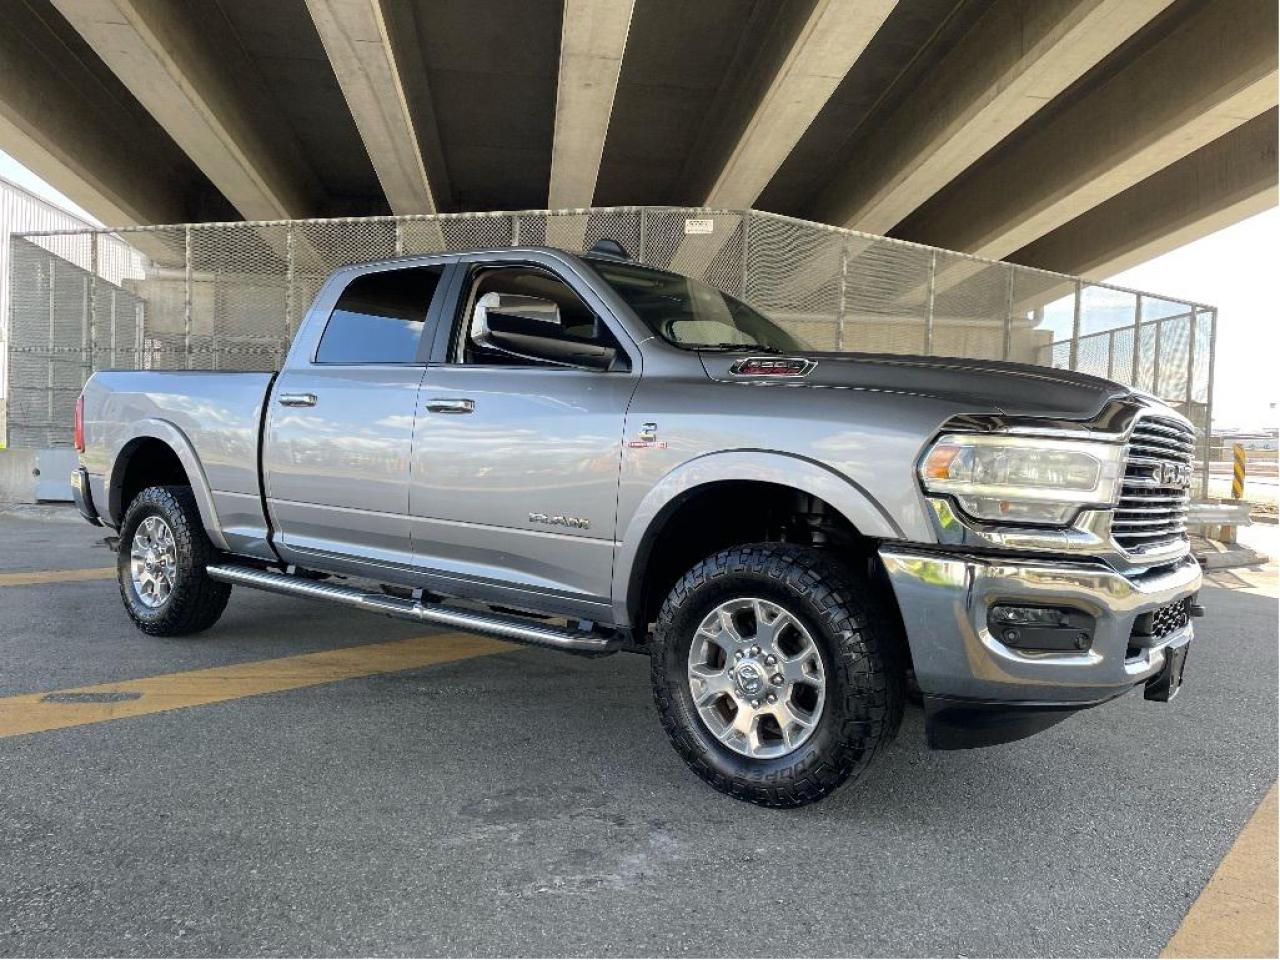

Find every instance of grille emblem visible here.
[1156,461,1191,489]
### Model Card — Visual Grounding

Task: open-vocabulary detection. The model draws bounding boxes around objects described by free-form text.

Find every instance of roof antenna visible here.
[588,237,631,259]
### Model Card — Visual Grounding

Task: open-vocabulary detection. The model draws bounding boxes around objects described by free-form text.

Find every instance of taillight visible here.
[74,394,85,453]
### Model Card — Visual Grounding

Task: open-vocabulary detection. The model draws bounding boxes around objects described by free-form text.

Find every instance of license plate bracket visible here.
[1144,639,1190,702]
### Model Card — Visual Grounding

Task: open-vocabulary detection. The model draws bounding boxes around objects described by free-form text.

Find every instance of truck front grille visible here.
[1112,416,1195,556]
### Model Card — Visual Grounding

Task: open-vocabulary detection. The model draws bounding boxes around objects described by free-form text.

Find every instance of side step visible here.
[205,564,620,655]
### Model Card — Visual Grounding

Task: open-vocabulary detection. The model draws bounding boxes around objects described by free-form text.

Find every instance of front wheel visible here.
[650,544,904,808]
[117,485,231,636]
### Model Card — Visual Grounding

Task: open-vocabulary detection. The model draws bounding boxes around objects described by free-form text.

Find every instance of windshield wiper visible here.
[691,343,782,354]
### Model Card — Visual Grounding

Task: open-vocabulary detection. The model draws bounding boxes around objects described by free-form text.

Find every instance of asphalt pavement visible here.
[0,507,1276,957]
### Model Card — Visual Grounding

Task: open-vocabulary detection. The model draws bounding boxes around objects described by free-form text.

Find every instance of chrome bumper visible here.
[879,546,1201,705]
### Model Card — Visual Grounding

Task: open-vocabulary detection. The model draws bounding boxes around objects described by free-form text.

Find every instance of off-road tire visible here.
[650,543,904,808]
[117,485,231,636]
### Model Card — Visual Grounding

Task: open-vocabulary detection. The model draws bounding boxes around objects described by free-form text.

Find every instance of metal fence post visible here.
[836,242,850,351]
[80,272,89,386]
[87,232,98,377]
[1001,265,1013,360]
[1185,308,1197,414]
[1202,308,1218,496]
[1152,317,1164,398]
[921,251,936,356]
[1131,293,1142,386]
[283,224,296,367]
[1068,279,1082,370]
[46,259,55,427]
[183,226,193,370]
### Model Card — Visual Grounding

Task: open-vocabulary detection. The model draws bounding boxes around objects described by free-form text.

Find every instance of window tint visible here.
[316,266,443,364]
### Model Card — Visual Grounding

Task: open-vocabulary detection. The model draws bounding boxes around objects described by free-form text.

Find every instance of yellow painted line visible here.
[0,566,117,587]
[0,632,512,739]
[1163,783,1278,959]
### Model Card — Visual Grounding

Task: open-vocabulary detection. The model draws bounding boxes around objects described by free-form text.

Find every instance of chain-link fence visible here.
[6,206,1215,491]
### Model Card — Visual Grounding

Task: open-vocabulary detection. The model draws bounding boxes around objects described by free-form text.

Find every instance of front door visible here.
[410,261,639,617]
[264,262,447,572]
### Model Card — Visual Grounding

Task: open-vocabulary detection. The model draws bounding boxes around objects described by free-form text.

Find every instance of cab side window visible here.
[316,265,443,364]
[452,266,623,367]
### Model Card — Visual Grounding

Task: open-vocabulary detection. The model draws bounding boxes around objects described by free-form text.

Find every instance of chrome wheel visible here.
[129,515,178,609]
[687,597,826,759]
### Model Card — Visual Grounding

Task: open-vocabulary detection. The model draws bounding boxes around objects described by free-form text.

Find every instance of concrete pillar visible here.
[812,0,1177,234]
[306,0,440,215]
[894,0,1278,260]
[1010,110,1279,279]
[0,0,225,227]
[548,0,635,210]
[50,0,322,221]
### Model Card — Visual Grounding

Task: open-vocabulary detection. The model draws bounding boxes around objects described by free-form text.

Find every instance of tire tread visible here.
[650,543,904,808]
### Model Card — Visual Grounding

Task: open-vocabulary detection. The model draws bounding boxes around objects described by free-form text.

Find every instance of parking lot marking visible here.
[0,632,512,739]
[0,566,116,587]
[1162,783,1278,958]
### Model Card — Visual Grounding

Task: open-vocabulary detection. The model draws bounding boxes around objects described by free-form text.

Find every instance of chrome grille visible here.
[1112,416,1195,555]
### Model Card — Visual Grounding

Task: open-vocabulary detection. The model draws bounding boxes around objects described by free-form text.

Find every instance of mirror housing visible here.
[471,292,618,370]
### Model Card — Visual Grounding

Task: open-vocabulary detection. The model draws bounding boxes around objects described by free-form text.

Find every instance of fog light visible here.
[991,605,1067,626]
[987,604,1095,652]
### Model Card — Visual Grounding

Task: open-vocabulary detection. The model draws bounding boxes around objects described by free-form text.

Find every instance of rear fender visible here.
[612,450,903,626]
[106,419,229,552]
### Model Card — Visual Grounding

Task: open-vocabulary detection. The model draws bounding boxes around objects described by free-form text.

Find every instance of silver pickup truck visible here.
[72,242,1203,807]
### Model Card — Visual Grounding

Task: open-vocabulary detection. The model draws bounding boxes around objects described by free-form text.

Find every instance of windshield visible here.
[589,259,809,353]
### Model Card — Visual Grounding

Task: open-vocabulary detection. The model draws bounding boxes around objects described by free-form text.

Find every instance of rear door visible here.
[264,261,453,573]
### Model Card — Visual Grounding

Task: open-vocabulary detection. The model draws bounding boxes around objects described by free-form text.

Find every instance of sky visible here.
[1106,207,1279,431]
[2,149,1275,429]
[0,149,100,224]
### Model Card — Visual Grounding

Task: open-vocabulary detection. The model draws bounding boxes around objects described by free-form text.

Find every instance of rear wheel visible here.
[117,485,231,636]
[650,543,903,807]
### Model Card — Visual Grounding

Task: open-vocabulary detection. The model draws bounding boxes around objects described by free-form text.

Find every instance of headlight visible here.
[919,434,1123,525]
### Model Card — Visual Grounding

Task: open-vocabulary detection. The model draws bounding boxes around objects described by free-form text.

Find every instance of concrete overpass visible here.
[0,0,1276,278]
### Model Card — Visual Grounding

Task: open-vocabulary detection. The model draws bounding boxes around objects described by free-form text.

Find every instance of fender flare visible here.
[611,450,903,625]
[105,419,230,552]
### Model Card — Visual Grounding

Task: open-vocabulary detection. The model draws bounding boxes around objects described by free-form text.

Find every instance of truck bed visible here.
[81,370,276,557]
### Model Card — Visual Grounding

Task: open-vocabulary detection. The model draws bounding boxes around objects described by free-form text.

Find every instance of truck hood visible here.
[700,351,1134,421]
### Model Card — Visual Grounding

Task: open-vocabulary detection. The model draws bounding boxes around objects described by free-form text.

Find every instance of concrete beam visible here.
[667,0,894,277]
[50,0,319,220]
[812,0,1177,234]
[547,0,634,210]
[895,0,1278,260]
[701,0,896,209]
[1010,109,1279,280]
[0,0,217,226]
[305,0,439,215]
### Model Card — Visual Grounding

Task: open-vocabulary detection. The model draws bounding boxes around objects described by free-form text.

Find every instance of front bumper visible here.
[879,546,1201,747]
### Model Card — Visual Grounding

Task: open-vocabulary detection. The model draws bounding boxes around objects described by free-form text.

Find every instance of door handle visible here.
[277,392,317,408]
[425,398,476,414]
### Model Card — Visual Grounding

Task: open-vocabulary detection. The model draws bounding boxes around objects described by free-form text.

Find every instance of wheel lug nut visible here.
[765,655,777,666]
[767,693,777,704]
[734,650,745,660]
[750,645,761,655]
[771,674,783,686]
[750,699,760,708]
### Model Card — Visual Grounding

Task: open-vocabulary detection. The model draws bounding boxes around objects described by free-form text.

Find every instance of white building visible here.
[1,175,100,400]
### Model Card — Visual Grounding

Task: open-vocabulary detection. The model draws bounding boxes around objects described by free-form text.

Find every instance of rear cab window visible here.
[315,266,444,364]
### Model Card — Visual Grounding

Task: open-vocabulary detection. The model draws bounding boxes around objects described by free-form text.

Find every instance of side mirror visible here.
[471,292,618,370]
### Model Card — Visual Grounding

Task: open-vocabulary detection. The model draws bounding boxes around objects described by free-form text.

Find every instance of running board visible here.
[205,564,620,655]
